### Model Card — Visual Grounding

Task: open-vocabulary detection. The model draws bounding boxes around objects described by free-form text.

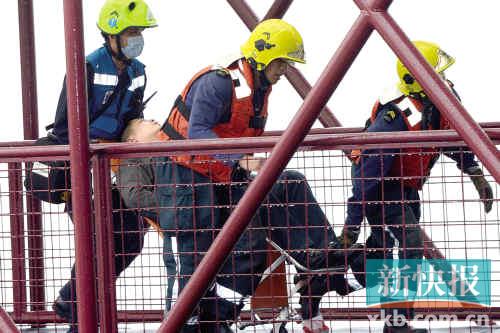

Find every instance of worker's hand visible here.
[238,155,265,172]
[336,225,360,248]
[467,166,494,213]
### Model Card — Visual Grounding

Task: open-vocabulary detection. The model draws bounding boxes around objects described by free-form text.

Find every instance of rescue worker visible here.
[155,19,361,333]
[338,41,494,333]
[50,1,157,332]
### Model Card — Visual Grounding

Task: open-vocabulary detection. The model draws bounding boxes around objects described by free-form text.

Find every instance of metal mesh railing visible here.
[0,138,498,332]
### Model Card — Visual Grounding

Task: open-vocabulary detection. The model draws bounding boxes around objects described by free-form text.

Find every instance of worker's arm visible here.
[186,71,244,165]
[117,157,158,211]
[346,104,407,227]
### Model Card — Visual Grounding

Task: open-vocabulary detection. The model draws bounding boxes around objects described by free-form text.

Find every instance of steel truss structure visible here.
[0,0,498,332]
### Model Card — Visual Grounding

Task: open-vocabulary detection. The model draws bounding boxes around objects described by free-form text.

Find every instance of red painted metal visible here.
[0,307,20,333]
[0,128,498,161]
[92,155,118,333]
[227,0,342,127]
[18,0,39,140]
[158,9,380,332]
[62,0,98,331]
[357,2,500,182]
[18,0,45,313]
[8,307,500,325]
[1,121,499,148]
[7,163,27,317]
[262,0,294,21]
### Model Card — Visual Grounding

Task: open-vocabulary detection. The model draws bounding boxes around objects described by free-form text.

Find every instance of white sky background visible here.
[0,0,499,326]
[1,0,499,139]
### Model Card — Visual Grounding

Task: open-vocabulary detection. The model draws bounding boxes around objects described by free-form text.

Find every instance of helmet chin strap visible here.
[103,33,131,66]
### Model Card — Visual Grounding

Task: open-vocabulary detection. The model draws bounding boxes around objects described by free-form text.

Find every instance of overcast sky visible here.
[0,1,498,314]
[2,1,499,142]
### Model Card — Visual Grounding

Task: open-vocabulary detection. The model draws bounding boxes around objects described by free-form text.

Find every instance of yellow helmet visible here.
[97,0,157,35]
[241,19,305,71]
[397,40,455,95]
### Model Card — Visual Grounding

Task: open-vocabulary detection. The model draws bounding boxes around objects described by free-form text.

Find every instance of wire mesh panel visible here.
[0,142,498,332]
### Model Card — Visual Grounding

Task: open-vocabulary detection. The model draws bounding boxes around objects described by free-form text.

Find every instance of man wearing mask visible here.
[50,1,157,332]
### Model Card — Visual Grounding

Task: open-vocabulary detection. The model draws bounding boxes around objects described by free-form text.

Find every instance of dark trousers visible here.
[363,187,424,322]
[59,188,147,321]
[156,161,336,323]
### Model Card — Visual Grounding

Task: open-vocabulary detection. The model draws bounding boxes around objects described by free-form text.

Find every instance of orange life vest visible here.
[369,95,450,189]
[157,58,271,183]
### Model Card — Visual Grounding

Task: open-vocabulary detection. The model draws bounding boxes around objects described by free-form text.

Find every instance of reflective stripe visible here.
[396,99,420,127]
[215,283,244,304]
[128,75,145,91]
[94,73,118,86]
[345,267,363,291]
[231,67,251,99]
[169,236,179,307]
[31,162,49,178]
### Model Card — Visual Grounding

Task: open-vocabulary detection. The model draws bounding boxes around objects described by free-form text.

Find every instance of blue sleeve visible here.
[442,147,479,173]
[185,72,243,165]
[346,106,407,227]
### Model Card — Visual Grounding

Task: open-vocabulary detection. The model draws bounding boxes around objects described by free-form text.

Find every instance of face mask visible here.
[121,35,144,59]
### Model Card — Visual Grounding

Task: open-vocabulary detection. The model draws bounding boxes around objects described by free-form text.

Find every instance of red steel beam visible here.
[357,1,500,182]
[227,0,341,127]
[0,307,20,333]
[158,8,381,332]
[92,155,118,333]
[7,163,27,317]
[262,0,294,21]
[18,0,45,313]
[10,307,500,324]
[62,0,98,332]
[0,128,499,160]
[2,122,498,149]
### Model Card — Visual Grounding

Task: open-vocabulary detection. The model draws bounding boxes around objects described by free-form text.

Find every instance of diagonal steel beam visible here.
[356,0,500,182]
[158,9,379,332]
[227,0,342,127]
[0,307,20,333]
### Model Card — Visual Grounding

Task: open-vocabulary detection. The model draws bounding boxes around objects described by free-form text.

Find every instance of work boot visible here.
[303,323,329,333]
[52,295,78,333]
[179,315,202,333]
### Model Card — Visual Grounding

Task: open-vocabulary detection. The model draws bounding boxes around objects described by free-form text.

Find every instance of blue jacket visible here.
[52,46,146,143]
[346,100,479,227]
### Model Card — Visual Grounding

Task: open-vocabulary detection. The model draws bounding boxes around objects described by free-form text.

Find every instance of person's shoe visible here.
[303,323,329,333]
[302,314,329,333]
[179,315,202,333]
[52,296,78,333]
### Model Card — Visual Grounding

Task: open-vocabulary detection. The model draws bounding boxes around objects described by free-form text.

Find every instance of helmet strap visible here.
[103,33,131,66]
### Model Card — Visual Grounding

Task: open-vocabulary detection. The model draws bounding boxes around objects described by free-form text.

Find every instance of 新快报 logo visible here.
[366,259,490,308]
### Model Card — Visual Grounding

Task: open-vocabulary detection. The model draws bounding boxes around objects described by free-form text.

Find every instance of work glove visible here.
[337,225,360,248]
[466,166,494,213]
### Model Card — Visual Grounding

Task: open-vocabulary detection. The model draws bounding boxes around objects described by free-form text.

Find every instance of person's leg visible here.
[54,203,78,331]
[55,189,147,332]
[197,182,267,331]
[369,197,425,333]
[111,188,147,277]
[162,234,177,313]
[256,170,359,332]
[156,161,220,332]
